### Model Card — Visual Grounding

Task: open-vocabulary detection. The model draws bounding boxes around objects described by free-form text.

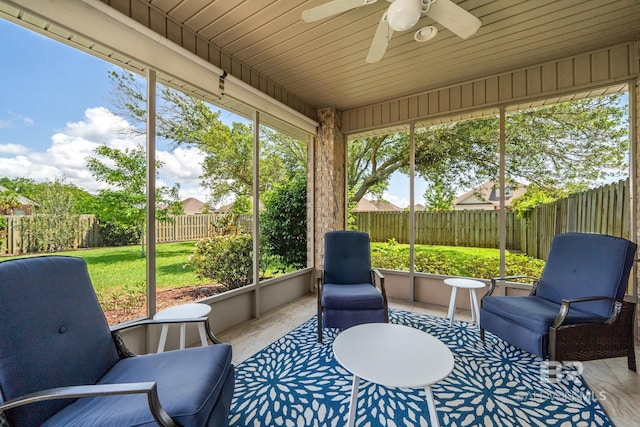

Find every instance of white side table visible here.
[443,278,486,326]
[333,323,454,427]
[154,303,211,353]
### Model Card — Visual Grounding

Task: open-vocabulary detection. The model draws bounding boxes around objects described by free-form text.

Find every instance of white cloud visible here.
[0,143,30,155]
[0,107,209,200]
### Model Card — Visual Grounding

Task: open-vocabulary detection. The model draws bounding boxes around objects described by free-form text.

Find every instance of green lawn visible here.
[2,241,545,296]
[3,241,209,293]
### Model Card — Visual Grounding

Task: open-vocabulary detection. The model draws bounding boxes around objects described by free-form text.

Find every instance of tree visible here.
[0,189,20,214]
[509,185,570,219]
[108,71,306,207]
[423,179,454,212]
[87,144,182,256]
[349,95,627,204]
[0,177,97,214]
[30,179,80,252]
[108,70,627,210]
[261,172,307,270]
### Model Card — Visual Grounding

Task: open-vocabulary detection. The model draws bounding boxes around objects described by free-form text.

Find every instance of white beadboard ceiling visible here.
[144,0,640,112]
[2,0,639,136]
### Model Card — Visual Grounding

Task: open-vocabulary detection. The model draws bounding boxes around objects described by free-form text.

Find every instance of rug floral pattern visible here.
[230,310,612,426]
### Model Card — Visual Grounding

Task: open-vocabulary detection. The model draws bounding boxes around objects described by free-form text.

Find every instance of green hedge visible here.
[371,243,545,279]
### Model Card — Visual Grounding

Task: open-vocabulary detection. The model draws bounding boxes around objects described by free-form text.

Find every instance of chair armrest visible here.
[372,268,386,297]
[316,269,323,289]
[316,269,324,298]
[487,275,540,297]
[0,382,178,427]
[551,296,617,329]
[111,316,221,345]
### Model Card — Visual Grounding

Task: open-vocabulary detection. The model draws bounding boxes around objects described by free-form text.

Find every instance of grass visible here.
[2,241,545,295]
[3,241,209,293]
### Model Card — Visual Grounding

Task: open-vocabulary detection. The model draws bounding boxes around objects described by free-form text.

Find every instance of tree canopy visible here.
[108,71,306,207]
[86,144,182,254]
[108,70,628,208]
[350,95,627,205]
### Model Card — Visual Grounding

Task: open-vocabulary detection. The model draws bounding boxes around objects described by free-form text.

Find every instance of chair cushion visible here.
[41,344,234,427]
[324,231,372,285]
[324,308,387,329]
[0,256,120,427]
[535,233,636,317]
[481,296,606,334]
[322,283,384,310]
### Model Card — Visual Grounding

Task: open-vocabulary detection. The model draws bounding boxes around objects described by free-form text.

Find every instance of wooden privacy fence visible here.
[354,179,630,260]
[353,210,522,249]
[512,179,630,259]
[1,213,252,256]
[1,214,103,255]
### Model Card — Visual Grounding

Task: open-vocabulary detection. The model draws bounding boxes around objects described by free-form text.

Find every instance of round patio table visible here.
[154,303,211,353]
[443,278,486,326]
[333,323,454,427]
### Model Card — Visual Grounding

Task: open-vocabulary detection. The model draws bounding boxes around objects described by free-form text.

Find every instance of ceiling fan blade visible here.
[302,0,378,23]
[366,15,394,63]
[426,0,481,39]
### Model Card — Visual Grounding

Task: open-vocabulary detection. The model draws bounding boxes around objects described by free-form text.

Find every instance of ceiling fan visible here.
[301,0,482,63]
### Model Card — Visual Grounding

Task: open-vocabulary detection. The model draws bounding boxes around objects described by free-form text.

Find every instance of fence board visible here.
[1,213,251,256]
[353,179,629,259]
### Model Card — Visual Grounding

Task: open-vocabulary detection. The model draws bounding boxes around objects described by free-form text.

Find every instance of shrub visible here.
[209,213,245,237]
[371,243,545,279]
[97,220,140,246]
[191,234,253,290]
[0,216,6,248]
[261,174,307,270]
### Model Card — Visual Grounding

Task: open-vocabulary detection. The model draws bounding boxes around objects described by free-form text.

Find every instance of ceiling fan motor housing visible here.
[387,0,422,31]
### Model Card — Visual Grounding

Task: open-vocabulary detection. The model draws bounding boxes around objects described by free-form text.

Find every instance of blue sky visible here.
[0,21,114,151]
[0,19,246,203]
[0,17,420,207]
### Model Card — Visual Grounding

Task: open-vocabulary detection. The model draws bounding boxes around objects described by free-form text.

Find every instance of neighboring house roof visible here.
[353,198,402,212]
[453,181,527,210]
[182,197,207,215]
[0,185,35,206]
[212,202,234,213]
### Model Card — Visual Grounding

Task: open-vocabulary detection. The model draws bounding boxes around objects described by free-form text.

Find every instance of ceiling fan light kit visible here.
[302,0,481,63]
[387,0,422,31]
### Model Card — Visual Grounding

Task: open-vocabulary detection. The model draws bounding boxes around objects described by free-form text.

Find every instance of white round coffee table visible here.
[443,278,486,326]
[154,303,211,353]
[333,323,454,427]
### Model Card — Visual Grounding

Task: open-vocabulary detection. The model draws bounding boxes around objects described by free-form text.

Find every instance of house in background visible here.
[0,185,36,215]
[353,197,402,212]
[453,181,526,211]
[181,198,210,215]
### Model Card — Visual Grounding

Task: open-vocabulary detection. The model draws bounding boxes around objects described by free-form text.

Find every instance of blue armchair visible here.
[317,231,388,343]
[480,232,637,370]
[0,256,235,426]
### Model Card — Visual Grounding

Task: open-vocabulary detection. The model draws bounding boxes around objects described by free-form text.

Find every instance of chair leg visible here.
[317,301,323,344]
[480,328,485,342]
[628,349,636,372]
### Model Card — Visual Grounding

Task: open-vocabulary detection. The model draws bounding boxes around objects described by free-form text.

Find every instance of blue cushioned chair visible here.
[480,232,637,370]
[0,256,235,426]
[317,231,388,343]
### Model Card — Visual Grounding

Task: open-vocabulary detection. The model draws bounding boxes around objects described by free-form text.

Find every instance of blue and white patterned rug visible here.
[229,310,612,426]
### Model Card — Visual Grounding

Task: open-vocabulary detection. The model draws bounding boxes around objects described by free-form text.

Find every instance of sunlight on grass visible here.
[4,242,210,293]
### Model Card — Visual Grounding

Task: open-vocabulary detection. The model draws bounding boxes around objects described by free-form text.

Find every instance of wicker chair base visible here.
[550,300,636,371]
